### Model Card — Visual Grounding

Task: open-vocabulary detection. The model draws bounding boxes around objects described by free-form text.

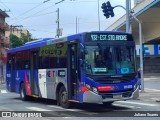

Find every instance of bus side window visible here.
[7,60,12,70]
[22,51,30,70]
[25,64,29,69]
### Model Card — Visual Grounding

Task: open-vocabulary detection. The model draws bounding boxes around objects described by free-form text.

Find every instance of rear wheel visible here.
[59,86,71,108]
[20,83,28,101]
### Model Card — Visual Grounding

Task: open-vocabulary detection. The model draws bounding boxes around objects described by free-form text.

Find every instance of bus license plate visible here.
[113,94,122,99]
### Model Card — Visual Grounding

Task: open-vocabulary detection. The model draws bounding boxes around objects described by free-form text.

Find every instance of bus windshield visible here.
[83,45,136,75]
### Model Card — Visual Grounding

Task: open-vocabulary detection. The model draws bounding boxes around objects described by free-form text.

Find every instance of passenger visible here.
[95,54,105,67]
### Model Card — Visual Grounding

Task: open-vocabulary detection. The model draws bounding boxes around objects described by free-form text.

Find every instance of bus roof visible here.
[7,31,131,53]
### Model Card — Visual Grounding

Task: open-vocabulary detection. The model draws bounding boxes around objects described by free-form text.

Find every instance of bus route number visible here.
[91,35,98,41]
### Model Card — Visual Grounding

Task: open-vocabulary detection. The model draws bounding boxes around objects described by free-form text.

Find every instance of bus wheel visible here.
[20,83,28,101]
[59,86,71,108]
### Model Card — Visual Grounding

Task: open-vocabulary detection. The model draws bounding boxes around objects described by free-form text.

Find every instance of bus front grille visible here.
[99,90,133,99]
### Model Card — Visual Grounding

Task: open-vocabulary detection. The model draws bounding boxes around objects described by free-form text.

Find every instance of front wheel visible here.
[20,83,28,101]
[59,86,71,108]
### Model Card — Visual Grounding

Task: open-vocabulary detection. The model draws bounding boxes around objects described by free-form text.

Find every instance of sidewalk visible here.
[139,89,160,103]
[144,73,160,78]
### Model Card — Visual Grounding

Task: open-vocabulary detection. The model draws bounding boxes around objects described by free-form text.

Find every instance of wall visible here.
[136,44,160,73]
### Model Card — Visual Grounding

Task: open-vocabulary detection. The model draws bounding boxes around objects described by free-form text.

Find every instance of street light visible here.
[113,5,144,93]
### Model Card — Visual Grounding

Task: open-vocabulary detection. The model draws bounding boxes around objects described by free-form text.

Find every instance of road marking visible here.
[144,78,159,81]
[48,105,97,115]
[117,101,159,107]
[48,105,84,112]
[0,106,13,111]
[145,88,160,92]
[26,107,52,111]
[113,103,141,109]
[151,98,160,101]
[0,90,7,93]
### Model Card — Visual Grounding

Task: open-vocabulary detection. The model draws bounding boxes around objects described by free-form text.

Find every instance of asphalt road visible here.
[0,76,159,120]
[0,92,159,120]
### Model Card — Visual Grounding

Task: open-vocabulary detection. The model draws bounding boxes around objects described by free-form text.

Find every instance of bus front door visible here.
[30,51,39,96]
[67,43,79,101]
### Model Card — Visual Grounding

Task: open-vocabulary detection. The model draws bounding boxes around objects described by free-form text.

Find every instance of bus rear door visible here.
[30,50,39,96]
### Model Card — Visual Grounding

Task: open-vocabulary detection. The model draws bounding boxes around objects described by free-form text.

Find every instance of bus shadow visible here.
[71,103,131,112]
[12,97,57,105]
[12,97,131,113]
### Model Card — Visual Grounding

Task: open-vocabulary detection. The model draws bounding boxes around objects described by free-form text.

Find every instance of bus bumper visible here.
[83,87,139,104]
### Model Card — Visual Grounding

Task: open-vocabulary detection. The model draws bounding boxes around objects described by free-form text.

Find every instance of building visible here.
[0,9,9,81]
[106,0,160,73]
[5,28,30,38]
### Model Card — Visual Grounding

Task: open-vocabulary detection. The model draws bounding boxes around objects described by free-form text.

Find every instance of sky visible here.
[1,0,134,39]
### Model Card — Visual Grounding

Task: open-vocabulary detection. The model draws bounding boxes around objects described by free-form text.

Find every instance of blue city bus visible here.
[6,31,139,108]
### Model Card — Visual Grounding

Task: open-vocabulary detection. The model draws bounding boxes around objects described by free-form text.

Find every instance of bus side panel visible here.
[15,70,24,93]
[78,73,87,103]
[6,70,12,92]
[24,70,31,96]
[38,69,67,99]
[8,70,16,92]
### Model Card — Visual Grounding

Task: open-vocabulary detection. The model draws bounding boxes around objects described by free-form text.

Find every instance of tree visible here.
[10,33,35,48]
[20,33,33,44]
[10,34,23,48]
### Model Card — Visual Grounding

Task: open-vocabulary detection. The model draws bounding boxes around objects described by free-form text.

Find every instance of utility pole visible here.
[75,17,79,33]
[126,0,144,92]
[126,0,130,33]
[129,0,132,33]
[56,8,60,38]
[76,16,77,33]
[98,0,100,31]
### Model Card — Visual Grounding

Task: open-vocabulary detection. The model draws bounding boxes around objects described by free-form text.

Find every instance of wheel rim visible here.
[60,91,67,104]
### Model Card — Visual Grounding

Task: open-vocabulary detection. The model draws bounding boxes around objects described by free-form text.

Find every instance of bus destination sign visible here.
[85,33,133,42]
[91,34,127,41]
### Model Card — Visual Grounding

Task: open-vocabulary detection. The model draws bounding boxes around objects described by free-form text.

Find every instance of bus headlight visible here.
[86,84,91,90]
[85,84,98,94]
[92,87,98,94]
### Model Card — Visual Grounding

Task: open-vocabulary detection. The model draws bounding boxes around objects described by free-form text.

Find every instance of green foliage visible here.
[10,33,34,48]
[10,34,23,48]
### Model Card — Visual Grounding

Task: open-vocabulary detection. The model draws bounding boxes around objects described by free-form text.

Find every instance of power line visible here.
[9,0,52,23]
[12,3,56,25]
[1,0,115,4]
[10,11,56,21]
[0,0,17,19]
[29,29,55,33]
[16,2,44,18]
